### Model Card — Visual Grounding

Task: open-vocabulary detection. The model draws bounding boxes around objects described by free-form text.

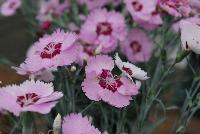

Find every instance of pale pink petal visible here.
[85,55,114,74]
[98,89,131,108]
[57,46,78,66]
[81,72,102,101]
[22,101,58,114]
[117,77,140,96]
[20,80,54,97]
[0,87,21,116]
[36,92,63,104]
[62,113,101,134]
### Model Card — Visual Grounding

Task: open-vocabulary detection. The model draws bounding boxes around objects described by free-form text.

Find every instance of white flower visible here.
[180,21,200,54]
[115,53,149,80]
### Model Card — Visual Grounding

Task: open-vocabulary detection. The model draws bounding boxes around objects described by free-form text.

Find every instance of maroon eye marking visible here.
[96,22,113,36]
[130,41,142,53]
[132,1,143,12]
[122,66,133,76]
[16,93,40,107]
[40,42,62,59]
[98,69,123,92]
[9,1,16,9]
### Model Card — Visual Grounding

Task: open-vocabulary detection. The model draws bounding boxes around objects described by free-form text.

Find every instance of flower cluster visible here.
[79,9,127,54]
[82,54,148,108]
[0,0,200,133]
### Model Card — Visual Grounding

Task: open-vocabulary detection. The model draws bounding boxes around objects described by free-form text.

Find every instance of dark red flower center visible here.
[96,22,113,36]
[16,93,40,107]
[130,41,142,53]
[98,69,123,92]
[40,42,62,59]
[132,1,143,12]
[9,1,17,9]
[122,66,133,75]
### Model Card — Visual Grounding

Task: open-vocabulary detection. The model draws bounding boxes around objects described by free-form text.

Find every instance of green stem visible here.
[136,60,176,133]
[66,68,76,112]
[81,101,95,113]
[170,81,200,134]
[116,109,126,134]
[180,107,198,134]
[21,112,33,134]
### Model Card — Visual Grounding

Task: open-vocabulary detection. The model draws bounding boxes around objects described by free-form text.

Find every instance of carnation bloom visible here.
[0,80,63,116]
[20,29,78,73]
[172,17,200,32]
[78,0,108,10]
[158,0,191,17]
[80,9,127,53]
[180,21,200,54]
[13,45,55,82]
[62,113,101,134]
[82,55,140,108]
[0,0,21,16]
[124,0,162,30]
[115,53,149,81]
[120,29,154,62]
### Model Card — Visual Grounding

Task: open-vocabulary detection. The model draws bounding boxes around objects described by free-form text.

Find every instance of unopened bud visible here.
[135,80,141,88]
[53,114,62,134]
[29,74,35,80]
[70,66,77,72]
[103,131,109,134]
[88,116,93,123]
[95,45,102,55]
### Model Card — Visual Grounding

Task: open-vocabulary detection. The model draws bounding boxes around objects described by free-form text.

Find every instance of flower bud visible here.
[88,116,93,123]
[95,45,102,55]
[70,66,77,72]
[53,113,62,133]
